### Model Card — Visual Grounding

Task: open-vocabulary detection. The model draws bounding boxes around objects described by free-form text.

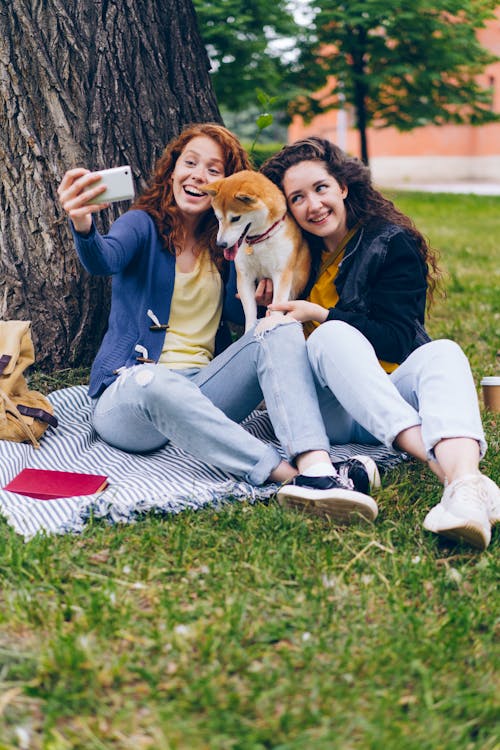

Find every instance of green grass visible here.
[1,192,499,749]
[390,191,500,375]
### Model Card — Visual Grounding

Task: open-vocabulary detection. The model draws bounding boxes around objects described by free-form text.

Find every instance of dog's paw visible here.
[254,313,294,338]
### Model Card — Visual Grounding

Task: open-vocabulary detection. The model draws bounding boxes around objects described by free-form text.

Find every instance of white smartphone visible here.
[85,165,135,205]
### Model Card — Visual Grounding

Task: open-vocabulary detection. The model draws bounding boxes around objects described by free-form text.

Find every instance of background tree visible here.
[292,0,500,164]
[0,0,221,371]
[194,0,304,111]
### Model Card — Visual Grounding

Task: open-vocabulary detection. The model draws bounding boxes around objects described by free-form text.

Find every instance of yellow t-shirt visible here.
[305,233,398,374]
[159,251,223,369]
[303,248,344,339]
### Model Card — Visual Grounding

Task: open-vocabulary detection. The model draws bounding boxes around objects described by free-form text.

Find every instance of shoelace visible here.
[448,475,489,510]
[336,465,355,491]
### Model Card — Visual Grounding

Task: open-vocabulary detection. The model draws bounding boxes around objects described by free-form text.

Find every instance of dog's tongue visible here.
[224,244,238,261]
[223,223,251,261]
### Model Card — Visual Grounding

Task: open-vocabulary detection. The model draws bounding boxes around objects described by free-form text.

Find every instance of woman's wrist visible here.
[71,216,94,237]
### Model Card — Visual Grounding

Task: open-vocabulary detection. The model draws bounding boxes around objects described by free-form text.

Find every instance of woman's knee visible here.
[115,365,190,408]
[266,318,304,345]
[417,339,469,368]
[307,320,368,359]
[429,338,466,357]
[256,318,307,358]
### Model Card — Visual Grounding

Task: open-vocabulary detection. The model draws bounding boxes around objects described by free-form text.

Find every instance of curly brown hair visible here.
[132,123,252,270]
[261,137,440,300]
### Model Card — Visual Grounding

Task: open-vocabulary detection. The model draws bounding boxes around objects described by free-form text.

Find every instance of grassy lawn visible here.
[0,192,499,749]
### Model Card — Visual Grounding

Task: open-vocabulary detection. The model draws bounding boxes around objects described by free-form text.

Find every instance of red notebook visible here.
[4,468,108,500]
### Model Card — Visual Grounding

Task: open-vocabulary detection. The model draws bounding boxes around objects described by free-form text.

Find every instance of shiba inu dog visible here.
[201,170,311,333]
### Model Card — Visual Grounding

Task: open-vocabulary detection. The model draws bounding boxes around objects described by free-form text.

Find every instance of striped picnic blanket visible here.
[0,386,403,540]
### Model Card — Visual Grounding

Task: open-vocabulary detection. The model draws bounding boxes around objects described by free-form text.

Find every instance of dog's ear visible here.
[235,193,257,205]
[199,182,220,197]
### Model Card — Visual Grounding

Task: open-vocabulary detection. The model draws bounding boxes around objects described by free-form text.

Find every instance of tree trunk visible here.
[357,107,370,167]
[350,25,370,165]
[0,0,221,370]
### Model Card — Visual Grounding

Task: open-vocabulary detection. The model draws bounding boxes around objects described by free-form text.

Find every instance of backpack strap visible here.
[16,405,58,428]
[0,390,41,449]
[0,354,12,375]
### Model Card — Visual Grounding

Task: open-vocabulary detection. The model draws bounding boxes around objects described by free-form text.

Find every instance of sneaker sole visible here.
[424,521,490,551]
[277,486,378,524]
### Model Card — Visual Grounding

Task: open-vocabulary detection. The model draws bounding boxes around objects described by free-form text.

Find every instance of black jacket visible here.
[310,222,431,364]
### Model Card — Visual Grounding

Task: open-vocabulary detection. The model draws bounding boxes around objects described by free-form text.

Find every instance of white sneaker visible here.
[423,474,491,550]
[479,474,500,524]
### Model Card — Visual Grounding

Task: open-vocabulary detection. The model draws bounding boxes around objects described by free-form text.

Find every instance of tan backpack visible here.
[0,321,58,448]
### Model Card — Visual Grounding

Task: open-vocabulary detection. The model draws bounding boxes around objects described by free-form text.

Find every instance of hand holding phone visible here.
[84,166,135,205]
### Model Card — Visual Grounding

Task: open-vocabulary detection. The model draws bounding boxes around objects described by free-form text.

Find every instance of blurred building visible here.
[288,9,500,186]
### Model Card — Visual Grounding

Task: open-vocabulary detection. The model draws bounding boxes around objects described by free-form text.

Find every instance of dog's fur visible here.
[202,170,311,333]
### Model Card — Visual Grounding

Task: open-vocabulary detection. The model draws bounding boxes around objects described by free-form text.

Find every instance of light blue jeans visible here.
[307,321,487,460]
[93,321,331,485]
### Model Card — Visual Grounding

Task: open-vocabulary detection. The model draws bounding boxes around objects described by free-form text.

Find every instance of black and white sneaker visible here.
[332,455,381,496]
[277,472,378,524]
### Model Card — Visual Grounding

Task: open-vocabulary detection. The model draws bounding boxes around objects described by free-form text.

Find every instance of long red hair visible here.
[132,123,252,270]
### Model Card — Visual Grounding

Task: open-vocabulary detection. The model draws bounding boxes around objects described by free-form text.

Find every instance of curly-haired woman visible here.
[261,136,499,550]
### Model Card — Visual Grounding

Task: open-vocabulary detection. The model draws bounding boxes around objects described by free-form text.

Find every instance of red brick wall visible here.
[289,9,500,165]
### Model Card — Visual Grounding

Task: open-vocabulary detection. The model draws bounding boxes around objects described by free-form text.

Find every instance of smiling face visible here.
[171,136,225,224]
[282,160,348,252]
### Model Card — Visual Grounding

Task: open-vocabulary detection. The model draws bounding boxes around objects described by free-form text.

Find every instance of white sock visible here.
[301,461,336,477]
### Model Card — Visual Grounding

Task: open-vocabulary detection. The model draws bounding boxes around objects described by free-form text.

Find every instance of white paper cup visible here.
[481,376,500,412]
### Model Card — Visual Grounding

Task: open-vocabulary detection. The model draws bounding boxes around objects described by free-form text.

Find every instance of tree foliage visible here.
[193,0,304,109]
[292,0,500,163]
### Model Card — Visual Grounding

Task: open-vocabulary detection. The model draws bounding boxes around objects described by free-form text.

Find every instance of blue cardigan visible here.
[72,209,244,397]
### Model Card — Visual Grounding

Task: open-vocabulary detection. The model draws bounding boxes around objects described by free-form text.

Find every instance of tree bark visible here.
[0,0,221,370]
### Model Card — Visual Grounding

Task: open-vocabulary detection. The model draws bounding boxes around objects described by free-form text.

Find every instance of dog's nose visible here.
[216,240,228,249]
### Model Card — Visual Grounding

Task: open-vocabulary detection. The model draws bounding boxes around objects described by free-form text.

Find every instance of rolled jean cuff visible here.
[246,444,283,486]
[426,432,488,463]
[387,418,422,453]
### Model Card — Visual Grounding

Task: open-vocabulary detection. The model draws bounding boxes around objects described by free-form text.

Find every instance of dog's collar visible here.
[246,213,287,245]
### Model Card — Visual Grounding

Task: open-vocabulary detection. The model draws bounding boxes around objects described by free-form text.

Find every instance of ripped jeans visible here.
[92,322,331,485]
